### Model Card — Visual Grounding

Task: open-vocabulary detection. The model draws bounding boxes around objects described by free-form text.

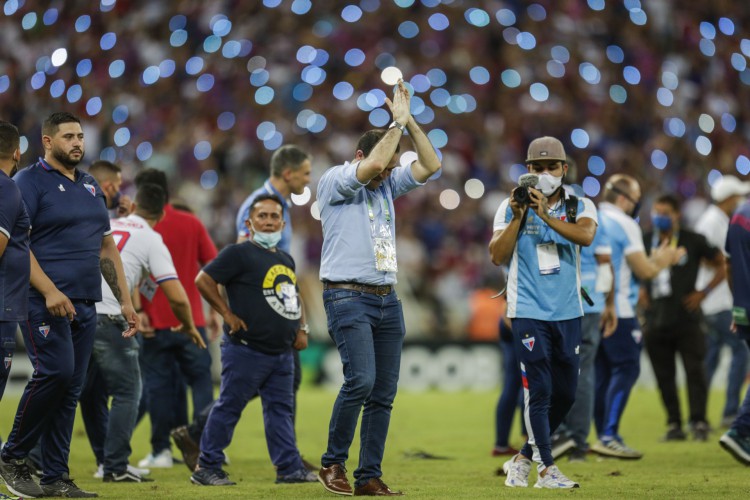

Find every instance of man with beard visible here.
[0,121,29,403]
[0,112,138,499]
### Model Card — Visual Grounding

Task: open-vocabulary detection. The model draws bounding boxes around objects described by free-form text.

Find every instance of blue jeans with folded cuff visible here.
[91,314,142,475]
[321,289,405,487]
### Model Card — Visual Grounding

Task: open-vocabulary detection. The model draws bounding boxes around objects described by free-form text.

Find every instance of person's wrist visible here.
[389,120,406,133]
[298,323,309,334]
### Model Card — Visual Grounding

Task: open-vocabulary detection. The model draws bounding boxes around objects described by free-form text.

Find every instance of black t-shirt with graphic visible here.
[202,241,301,354]
[642,229,719,329]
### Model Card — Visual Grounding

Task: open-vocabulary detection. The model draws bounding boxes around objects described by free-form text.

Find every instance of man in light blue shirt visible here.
[316,80,441,497]
[490,136,597,489]
[235,145,311,252]
[556,214,617,461]
[591,174,682,460]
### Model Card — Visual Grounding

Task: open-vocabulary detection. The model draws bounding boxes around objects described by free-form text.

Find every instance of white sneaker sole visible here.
[719,435,750,465]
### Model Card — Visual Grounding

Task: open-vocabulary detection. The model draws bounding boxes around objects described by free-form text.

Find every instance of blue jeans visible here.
[733,332,750,435]
[321,289,405,487]
[87,315,142,474]
[705,310,749,418]
[140,328,213,454]
[199,341,302,474]
[562,313,602,449]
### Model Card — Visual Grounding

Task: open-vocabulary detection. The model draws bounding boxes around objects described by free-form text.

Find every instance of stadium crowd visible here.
[1,1,750,336]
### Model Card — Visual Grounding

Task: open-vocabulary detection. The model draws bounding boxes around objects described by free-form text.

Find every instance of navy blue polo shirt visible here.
[0,171,30,321]
[14,159,111,302]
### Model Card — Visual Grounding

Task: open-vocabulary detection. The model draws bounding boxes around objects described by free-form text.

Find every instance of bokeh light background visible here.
[2,0,749,337]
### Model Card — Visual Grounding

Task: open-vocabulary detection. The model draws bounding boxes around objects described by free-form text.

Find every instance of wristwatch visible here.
[389,120,406,133]
[298,323,310,334]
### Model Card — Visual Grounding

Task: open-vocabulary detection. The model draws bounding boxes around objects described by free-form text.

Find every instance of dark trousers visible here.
[188,348,303,443]
[199,341,303,475]
[141,328,213,454]
[512,317,581,467]
[80,315,142,474]
[2,297,97,484]
[645,321,708,426]
[0,321,18,401]
[595,317,641,439]
[495,320,523,449]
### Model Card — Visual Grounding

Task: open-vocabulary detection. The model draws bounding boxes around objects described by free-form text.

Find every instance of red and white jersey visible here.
[98,214,178,315]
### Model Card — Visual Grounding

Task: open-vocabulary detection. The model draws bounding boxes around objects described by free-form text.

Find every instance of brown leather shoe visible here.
[318,464,353,496]
[354,477,404,496]
[170,425,200,472]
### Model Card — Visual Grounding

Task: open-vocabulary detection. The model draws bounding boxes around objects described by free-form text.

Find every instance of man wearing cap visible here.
[696,176,750,428]
[490,136,597,489]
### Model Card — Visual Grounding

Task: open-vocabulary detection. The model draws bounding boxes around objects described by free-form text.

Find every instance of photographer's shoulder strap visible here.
[565,194,578,224]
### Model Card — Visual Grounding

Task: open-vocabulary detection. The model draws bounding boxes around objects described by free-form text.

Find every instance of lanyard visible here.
[367,186,391,223]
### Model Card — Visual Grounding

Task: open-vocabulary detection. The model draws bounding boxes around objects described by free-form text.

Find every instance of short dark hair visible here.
[654,193,681,212]
[0,121,20,161]
[270,144,309,177]
[135,183,167,219]
[42,112,81,137]
[356,130,386,157]
[134,168,169,199]
[248,194,284,218]
[88,160,121,184]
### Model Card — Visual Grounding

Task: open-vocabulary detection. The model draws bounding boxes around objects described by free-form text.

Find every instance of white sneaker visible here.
[534,464,580,489]
[590,438,643,459]
[95,463,153,478]
[503,454,532,487]
[138,449,173,468]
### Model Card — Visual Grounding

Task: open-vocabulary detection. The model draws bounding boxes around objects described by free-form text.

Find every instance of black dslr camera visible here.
[512,174,539,205]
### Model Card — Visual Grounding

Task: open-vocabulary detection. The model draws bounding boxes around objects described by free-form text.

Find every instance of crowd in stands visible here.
[1,1,749,338]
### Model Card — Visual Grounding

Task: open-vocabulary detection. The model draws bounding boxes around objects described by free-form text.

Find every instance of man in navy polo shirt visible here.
[316,80,441,496]
[0,121,29,402]
[0,112,138,499]
[719,198,750,464]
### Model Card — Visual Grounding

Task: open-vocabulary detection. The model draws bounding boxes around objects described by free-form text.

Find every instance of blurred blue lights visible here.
[344,49,366,66]
[194,141,212,160]
[428,13,449,30]
[136,142,153,162]
[333,81,354,100]
[588,156,606,175]
[342,5,363,22]
[465,8,490,27]
[651,150,668,169]
[495,9,516,26]
[399,21,419,38]
[470,66,490,85]
[100,32,117,51]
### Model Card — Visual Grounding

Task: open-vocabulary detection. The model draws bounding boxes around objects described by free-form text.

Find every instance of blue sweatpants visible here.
[0,321,18,401]
[594,317,642,440]
[2,296,97,484]
[513,317,581,467]
[199,340,303,475]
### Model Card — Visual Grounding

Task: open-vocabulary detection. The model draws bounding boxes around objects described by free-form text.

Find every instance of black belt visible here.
[324,282,393,296]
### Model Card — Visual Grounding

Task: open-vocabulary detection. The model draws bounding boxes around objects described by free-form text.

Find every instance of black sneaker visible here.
[568,447,587,462]
[103,470,154,483]
[692,421,710,442]
[41,475,98,498]
[0,456,45,498]
[550,435,576,459]
[190,468,236,486]
[662,424,687,441]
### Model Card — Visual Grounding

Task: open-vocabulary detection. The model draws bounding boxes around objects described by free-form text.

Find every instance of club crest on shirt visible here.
[83,183,96,196]
[39,325,50,338]
[58,184,65,192]
[522,335,535,352]
[631,329,643,344]
[4,356,11,369]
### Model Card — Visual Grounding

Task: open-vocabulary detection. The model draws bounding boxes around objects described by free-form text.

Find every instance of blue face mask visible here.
[651,214,672,232]
[252,226,282,249]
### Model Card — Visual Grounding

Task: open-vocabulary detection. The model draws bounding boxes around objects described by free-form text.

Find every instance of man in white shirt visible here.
[696,176,750,427]
[90,182,205,483]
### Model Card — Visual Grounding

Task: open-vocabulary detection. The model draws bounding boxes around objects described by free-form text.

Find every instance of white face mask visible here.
[536,172,563,196]
[251,223,282,249]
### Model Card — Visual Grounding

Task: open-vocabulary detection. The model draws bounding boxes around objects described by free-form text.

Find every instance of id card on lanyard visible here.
[368,187,397,272]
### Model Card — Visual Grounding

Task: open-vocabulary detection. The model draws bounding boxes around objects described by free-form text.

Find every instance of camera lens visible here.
[513,186,530,205]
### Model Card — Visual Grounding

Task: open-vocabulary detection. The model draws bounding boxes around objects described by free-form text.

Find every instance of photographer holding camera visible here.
[489,136,597,489]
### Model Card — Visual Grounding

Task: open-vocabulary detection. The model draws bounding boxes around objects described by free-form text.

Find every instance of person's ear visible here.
[13,148,21,162]
[355,150,365,161]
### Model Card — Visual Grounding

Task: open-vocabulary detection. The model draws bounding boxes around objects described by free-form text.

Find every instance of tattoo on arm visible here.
[100,258,122,303]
